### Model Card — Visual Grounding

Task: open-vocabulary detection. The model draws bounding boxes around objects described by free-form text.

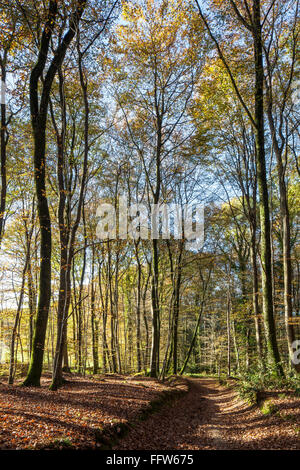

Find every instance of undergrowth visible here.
[237,365,300,405]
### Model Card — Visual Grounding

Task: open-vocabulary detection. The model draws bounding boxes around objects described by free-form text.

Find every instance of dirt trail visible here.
[114,378,300,450]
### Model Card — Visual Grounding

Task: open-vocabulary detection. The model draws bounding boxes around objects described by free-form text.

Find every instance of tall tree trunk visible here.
[135,242,142,372]
[173,241,183,374]
[91,246,99,374]
[142,267,150,372]
[23,119,52,386]
[232,320,240,374]
[250,221,264,362]
[24,0,87,387]
[252,0,283,375]
[0,60,7,245]
[150,73,162,378]
[98,259,109,373]
[150,238,160,377]
[108,241,117,373]
[27,259,36,357]
[49,67,70,384]
[267,109,300,372]
[50,25,90,389]
[226,289,231,377]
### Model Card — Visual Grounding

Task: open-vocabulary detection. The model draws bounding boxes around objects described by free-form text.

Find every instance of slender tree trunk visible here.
[180,268,211,375]
[267,109,300,372]
[91,246,99,374]
[232,320,240,374]
[250,222,264,361]
[150,238,160,377]
[108,242,117,372]
[226,289,231,377]
[8,259,28,384]
[252,0,283,375]
[150,75,162,377]
[173,242,183,374]
[179,302,203,376]
[0,60,7,245]
[142,268,150,372]
[27,257,36,356]
[135,244,142,372]
[98,260,109,373]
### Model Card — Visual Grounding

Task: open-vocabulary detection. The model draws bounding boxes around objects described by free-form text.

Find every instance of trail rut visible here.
[114,378,300,450]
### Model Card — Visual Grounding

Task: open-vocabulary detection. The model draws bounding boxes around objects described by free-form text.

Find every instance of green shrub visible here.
[294,426,300,435]
[293,387,300,397]
[238,382,259,405]
[260,400,279,416]
[218,376,228,386]
[186,363,201,374]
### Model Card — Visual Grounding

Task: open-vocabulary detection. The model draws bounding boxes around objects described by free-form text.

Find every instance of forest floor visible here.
[0,373,185,450]
[1,375,300,450]
[114,378,300,450]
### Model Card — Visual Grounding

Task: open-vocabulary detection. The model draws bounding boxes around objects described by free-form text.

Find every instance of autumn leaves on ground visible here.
[1,374,300,450]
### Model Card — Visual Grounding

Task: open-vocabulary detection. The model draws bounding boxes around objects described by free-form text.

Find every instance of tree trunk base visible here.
[22,377,41,387]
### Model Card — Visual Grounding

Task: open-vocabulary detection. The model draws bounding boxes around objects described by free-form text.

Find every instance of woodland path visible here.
[114,378,300,450]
